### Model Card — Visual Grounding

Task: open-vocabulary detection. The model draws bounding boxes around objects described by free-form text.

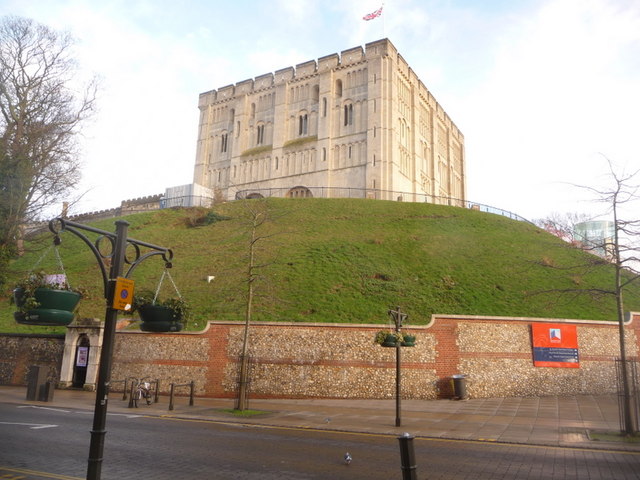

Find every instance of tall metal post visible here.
[389,306,408,428]
[396,338,401,427]
[48,217,172,480]
[87,220,128,480]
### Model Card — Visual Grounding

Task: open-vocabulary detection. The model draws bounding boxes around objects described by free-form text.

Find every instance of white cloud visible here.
[459,0,640,219]
[3,0,638,222]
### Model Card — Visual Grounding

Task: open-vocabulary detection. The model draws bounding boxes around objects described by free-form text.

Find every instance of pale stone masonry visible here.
[193,38,466,203]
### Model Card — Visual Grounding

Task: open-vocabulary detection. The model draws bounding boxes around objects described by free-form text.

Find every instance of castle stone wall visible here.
[3,314,638,400]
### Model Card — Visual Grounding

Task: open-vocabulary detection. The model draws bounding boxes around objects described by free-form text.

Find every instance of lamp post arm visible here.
[125,250,173,278]
[47,217,173,480]
[49,219,111,298]
[49,217,173,291]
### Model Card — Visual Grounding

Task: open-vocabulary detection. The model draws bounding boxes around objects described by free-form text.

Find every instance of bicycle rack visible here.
[168,381,195,411]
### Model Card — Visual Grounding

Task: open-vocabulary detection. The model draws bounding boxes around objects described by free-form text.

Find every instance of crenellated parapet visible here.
[120,194,163,209]
[198,38,398,105]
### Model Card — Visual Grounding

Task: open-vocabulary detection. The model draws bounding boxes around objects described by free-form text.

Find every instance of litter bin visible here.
[26,365,49,401]
[452,374,467,400]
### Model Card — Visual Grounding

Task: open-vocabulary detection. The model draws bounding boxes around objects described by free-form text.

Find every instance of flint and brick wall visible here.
[2,314,638,399]
[0,334,64,385]
[107,313,639,400]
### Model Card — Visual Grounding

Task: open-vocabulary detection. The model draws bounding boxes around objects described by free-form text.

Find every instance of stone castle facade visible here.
[193,38,466,203]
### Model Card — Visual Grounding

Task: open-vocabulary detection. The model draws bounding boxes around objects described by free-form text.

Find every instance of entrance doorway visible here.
[72,335,90,388]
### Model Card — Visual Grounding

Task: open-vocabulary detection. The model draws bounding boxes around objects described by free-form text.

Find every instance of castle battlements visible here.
[197,38,461,139]
[194,38,466,206]
[199,39,393,105]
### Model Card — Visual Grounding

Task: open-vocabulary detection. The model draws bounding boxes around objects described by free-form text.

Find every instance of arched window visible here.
[221,133,228,153]
[256,124,265,145]
[344,104,354,126]
[312,85,319,102]
[399,119,409,148]
[298,113,308,136]
[335,79,342,97]
[322,97,327,117]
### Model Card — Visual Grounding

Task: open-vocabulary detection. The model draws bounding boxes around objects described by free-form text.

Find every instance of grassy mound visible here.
[2,198,639,333]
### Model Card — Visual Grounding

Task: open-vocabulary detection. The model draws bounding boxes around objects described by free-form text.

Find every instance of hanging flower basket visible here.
[133,290,189,333]
[137,304,184,332]
[11,244,84,327]
[13,282,82,326]
[375,330,402,347]
[401,334,416,347]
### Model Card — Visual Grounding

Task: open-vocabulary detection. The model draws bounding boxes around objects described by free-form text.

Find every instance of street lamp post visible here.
[49,218,173,480]
[388,306,408,427]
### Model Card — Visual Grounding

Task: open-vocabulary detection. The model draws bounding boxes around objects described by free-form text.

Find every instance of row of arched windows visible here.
[289,83,320,103]
[332,140,366,169]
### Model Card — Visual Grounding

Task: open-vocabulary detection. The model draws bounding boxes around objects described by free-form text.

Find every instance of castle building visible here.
[193,38,466,203]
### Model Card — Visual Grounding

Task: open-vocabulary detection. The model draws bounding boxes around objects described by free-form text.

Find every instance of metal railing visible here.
[234,354,254,410]
[25,189,531,239]
[615,357,640,434]
[233,187,531,224]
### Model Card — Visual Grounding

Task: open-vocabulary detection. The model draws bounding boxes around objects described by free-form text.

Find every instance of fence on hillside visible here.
[24,188,531,238]
[234,186,531,224]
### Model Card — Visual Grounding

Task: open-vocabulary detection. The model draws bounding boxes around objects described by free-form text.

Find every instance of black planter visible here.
[13,287,81,326]
[381,333,399,347]
[138,304,183,332]
[401,335,416,347]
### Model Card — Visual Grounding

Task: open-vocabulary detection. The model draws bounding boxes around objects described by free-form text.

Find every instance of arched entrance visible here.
[286,186,313,198]
[72,335,90,388]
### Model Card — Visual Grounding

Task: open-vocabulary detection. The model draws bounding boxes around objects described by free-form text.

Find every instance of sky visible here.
[3,0,640,222]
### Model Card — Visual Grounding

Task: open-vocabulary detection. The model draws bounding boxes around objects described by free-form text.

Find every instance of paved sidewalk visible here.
[1,386,637,451]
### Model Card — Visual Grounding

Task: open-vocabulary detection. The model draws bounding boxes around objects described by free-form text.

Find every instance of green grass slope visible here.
[2,198,639,333]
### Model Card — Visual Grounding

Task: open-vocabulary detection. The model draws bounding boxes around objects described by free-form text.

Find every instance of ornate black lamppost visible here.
[388,306,408,427]
[49,218,173,480]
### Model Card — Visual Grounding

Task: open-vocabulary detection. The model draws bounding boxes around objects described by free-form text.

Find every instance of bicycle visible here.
[133,379,153,407]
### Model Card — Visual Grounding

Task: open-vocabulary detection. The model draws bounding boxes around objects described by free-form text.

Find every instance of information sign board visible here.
[112,277,135,311]
[531,323,579,368]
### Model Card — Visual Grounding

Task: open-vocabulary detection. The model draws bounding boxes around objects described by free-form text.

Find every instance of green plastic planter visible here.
[401,335,416,347]
[13,287,81,326]
[381,333,399,347]
[138,304,183,332]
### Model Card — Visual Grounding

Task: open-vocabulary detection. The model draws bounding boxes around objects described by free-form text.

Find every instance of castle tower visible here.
[193,38,465,204]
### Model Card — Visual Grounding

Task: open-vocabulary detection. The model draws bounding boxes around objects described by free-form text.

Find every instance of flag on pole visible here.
[363,6,383,21]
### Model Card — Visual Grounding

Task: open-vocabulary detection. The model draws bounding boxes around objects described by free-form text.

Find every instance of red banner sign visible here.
[531,323,580,368]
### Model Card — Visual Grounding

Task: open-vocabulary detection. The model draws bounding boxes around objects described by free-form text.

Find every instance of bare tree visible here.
[0,16,97,284]
[537,157,640,434]
[534,211,591,245]
[236,198,284,410]
[578,157,640,435]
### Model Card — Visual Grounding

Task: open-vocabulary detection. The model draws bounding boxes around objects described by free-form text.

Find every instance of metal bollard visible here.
[398,432,418,480]
[154,379,160,404]
[128,381,136,408]
[189,381,195,406]
[169,383,175,411]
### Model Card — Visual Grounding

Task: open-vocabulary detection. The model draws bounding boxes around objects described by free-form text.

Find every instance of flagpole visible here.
[382,2,386,38]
